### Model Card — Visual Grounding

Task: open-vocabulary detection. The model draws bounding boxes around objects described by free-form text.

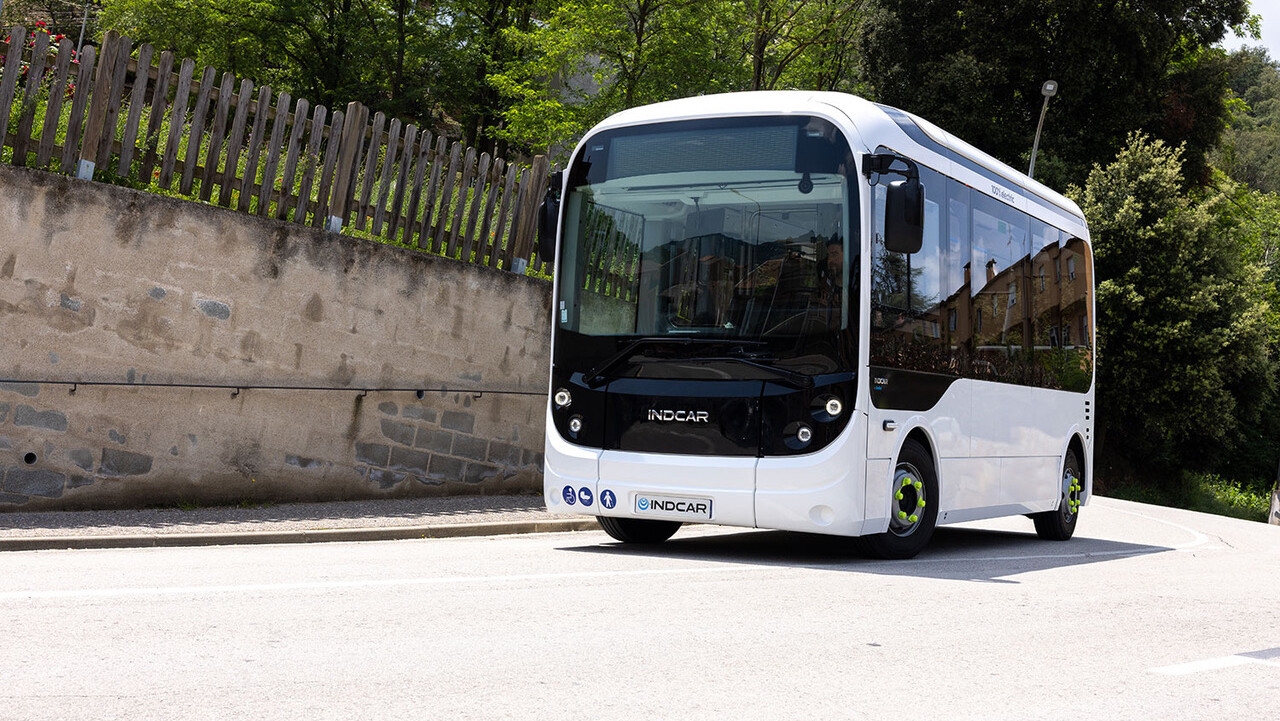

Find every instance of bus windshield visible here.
[556,117,856,344]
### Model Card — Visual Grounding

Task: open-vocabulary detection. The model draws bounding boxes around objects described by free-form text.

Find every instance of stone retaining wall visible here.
[0,165,552,510]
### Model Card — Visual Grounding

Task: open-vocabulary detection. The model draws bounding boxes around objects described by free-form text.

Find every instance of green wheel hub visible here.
[1061,470,1082,523]
[889,463,927,538]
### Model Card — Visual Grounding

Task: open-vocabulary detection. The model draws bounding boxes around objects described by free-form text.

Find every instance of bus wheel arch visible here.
[1067,433,1088,497]
[1032,442,1084,541]
[862,432,940,559]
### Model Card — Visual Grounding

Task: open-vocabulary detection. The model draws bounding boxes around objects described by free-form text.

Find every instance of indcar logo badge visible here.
[634,493,713,520]
[646,409,710,423]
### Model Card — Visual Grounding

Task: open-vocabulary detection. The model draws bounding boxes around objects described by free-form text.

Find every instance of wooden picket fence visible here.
[0,26,551,273]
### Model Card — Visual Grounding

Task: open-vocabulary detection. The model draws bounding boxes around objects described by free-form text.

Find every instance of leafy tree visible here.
[97,1,457,127]
[490,0,871,156]
[1212,46,1280,194]
[1072,134,1275,484]
[857,1,1253,190]
[489,0,741,156]
[739,0,865,92]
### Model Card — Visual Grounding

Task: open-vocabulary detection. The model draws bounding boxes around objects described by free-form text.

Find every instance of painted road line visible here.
[1102,504,1211,550]
[1149,647,1280,675]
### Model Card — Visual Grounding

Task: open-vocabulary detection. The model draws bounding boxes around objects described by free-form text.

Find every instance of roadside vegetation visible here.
[4,1,1280,518]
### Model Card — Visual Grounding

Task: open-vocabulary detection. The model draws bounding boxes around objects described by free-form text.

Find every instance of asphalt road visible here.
[1,497,1276,720]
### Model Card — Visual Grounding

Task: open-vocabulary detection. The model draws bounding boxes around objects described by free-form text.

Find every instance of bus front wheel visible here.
[1033,449,1082,541]
[861,438,939,559]
[597,516,682,544]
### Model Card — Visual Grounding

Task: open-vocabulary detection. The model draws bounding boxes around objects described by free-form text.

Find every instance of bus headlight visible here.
[554,388,572,408]
[568,416,583,433]
[824,398,843,417]
[796,425,813,443]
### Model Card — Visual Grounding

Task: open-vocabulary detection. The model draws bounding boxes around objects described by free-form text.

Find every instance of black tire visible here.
[597,516,682,544]
[861,438,939,559]
[1033,449,1082,541]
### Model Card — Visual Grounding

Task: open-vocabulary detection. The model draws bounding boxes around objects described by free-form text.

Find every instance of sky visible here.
[1223,0,1280,58]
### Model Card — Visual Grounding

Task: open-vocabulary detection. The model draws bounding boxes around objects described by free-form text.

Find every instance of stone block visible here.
[389,447,430,475]
[354,443,390,467]
[463,462,503,485]
[413,428,452,453]
[523,450,545,469]
[452,435,488,461]
[285,454,323,470]
[488,441,523,467]
[0,403,8,422]
[14,405,69,432]
[377,401,398,416]
[441,410,475,434]
[3,467,66,497]
[98,449,154,477]
[368,469,407,489]
[427,454,464,481]
[0,382,40,397]
[402,406,437,422]
[67,475,93,489]
[0,492,29,505]
[380,419,416,446]
[69,448,94,471]
[197,298,231,320]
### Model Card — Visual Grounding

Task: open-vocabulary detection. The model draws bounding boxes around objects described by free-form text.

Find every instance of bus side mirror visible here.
[537,171,563,263]
[884,177,923,254]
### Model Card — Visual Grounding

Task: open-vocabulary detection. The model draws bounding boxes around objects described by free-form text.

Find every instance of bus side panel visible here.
[937,456,1001,521]
[970,380,1035,457]
[999,456,1059,512]
[755,413,868,537]
[1001,387,1092,510]
[865,380,971,461]
[863,458,893,534]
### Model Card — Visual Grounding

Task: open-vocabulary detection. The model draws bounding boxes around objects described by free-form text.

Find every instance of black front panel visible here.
[604,379,763,456]
[759,373,856,455]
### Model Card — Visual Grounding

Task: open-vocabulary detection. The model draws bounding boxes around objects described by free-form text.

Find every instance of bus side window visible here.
[945,180,971,372]
[970,192,1028,380]
[869,163,947,371]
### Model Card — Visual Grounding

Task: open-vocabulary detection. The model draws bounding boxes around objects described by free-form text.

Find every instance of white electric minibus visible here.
[539,91,1094,558]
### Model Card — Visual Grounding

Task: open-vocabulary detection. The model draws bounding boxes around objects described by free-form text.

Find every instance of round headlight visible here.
[554,389,572,408]
[568,416,583,433]
[825,398,843,417]
[796,425,813,443]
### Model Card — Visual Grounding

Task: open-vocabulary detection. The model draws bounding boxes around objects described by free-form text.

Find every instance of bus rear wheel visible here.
[861,438,939,560]
[597,516,682,544]
[1033,449,1082,541]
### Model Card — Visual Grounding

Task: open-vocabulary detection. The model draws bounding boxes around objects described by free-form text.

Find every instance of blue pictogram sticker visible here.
[600,489,617,509]
[638,497,650,511]
[578,487,594,506]
[562,485,577,505]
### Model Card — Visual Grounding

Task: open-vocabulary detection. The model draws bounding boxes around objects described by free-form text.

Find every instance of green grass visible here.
[1107,472,1274,523]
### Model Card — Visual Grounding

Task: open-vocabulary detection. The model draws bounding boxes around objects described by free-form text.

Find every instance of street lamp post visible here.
[1028,79,1058,180]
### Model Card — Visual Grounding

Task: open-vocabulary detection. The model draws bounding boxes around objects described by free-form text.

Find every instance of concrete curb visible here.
[0,517,602,552]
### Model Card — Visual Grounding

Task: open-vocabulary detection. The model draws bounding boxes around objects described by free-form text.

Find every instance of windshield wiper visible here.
[584,338,758,387]
[582,337,812,389]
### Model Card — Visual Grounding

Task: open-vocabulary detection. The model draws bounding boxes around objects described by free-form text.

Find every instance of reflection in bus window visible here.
[870,166,1092,391]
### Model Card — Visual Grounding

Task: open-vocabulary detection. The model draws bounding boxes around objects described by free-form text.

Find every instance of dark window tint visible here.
[870,162,1093,392]
[870,166,950,372]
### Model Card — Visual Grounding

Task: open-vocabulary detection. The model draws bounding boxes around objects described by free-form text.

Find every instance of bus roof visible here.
[587,91,1087,235]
